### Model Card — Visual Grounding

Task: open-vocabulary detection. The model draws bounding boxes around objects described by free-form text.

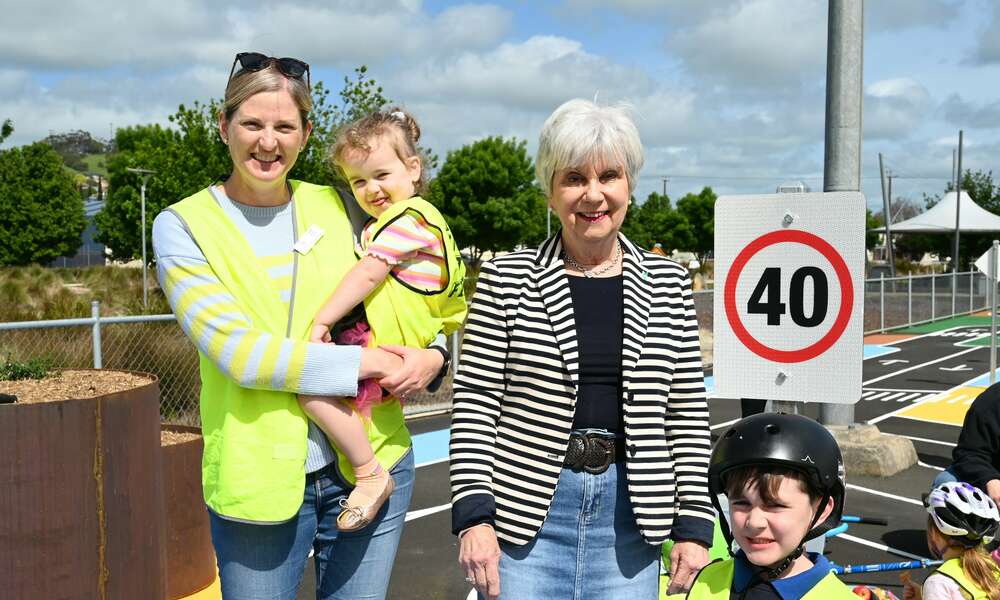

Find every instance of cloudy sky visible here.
[2,0,998,211]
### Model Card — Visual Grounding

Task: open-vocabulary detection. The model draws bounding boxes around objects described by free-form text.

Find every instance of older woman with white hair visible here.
[449,98,716,599]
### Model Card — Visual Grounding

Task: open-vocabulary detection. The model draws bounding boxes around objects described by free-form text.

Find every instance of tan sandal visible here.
[336,474,396,532]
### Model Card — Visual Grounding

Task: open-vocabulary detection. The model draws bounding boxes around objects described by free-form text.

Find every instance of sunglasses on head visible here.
[228,52,310,88]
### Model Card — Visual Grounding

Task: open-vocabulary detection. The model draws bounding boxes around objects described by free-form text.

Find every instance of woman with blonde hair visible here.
[153,52,446,599]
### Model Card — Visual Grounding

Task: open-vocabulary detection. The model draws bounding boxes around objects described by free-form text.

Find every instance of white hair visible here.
[535,98,644,198]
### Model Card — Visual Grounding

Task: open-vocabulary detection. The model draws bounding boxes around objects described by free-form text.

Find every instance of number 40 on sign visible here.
[712,192,866,405]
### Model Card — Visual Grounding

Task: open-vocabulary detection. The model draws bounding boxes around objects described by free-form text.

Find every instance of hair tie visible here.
[390,110,406,121]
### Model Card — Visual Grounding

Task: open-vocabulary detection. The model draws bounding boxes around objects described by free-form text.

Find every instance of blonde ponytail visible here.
[961,545,1000,600]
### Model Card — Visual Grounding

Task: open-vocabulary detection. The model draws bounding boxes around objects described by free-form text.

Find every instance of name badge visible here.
[293,225,325,255]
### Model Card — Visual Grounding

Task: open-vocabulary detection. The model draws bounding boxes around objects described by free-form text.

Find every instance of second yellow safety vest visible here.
[685,558,857,599]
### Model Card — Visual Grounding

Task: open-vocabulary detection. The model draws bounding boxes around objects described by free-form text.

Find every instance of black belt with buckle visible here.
[563,432,626,474]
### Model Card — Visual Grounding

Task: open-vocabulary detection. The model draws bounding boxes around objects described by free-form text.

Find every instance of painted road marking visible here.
[896,386,985,426]
[865,345,900,359]
[966,371,1000,386]
[862,346,981,386]
[405,503,450,522]
[846,483,922,506]
[897,434,957,447]
[860,389,937,403]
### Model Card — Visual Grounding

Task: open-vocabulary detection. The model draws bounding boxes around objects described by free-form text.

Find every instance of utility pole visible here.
[127,167,156,309]
[662,177,669,197]
[879,154,895,276]
[819,0,863,427]
[953,130,964,273]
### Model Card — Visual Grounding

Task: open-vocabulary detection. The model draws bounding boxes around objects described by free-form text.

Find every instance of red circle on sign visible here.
[724,229,853,363]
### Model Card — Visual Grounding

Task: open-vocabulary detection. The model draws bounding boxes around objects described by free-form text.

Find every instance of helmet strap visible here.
[761,545,804,580]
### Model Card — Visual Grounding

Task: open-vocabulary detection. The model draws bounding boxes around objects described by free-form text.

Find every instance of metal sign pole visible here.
[991,240,998,385]
[820,0,864,426]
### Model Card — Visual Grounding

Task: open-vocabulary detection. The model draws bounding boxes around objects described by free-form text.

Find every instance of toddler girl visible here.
[298,108,467,532]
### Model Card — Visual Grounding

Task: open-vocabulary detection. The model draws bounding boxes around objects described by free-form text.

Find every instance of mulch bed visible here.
[0,370,154,404]
[160,430,201,446]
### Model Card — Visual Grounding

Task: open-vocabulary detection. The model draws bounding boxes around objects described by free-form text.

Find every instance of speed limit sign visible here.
[713,192,865,404]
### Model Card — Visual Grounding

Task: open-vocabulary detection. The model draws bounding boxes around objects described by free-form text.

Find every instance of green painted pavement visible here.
[896,314,992,334]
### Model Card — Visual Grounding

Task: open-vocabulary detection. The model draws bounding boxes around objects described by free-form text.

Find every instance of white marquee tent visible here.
[871,191,1000,233]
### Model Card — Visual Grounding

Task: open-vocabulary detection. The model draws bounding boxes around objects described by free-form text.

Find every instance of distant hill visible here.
[41,131,110,176]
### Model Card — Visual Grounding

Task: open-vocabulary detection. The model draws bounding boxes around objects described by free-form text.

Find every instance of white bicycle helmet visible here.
[925,481,1000,544]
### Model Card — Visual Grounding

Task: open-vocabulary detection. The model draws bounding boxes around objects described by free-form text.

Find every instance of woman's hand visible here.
[458,524,501,600]
[666,540,709,595]
[378,345,444,399]
[309,323,332,344]
[359,347,404,380]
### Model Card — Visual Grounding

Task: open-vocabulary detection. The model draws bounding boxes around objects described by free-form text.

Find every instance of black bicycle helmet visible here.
[709,413,846,547]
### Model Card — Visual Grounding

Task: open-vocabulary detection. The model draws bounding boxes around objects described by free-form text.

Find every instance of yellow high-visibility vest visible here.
[169,181,410,523]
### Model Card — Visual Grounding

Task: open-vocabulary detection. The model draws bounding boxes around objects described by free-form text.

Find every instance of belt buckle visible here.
[583,435,614,474]
[566,433,588,470]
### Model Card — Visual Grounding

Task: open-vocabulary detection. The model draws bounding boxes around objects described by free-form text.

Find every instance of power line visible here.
[646,174,951,181]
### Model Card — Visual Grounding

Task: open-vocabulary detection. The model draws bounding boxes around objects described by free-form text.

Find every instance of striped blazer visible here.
[449,233,715,546]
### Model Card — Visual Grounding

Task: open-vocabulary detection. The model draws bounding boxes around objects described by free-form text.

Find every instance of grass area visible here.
[79,153,108,177]
[0,265,171,322]
[0,266,199,423]
[896,314,994,334]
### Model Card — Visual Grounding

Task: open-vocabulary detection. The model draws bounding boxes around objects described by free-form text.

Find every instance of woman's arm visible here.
[449,260,509,534]
[310,255,392,341]
[153,211,386,397]
[663,269,716,545]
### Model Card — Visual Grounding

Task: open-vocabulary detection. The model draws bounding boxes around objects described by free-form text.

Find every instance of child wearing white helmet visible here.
[901,481,1000,600]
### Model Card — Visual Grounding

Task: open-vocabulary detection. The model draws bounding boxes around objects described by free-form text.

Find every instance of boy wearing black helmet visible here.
[685,413,856,599]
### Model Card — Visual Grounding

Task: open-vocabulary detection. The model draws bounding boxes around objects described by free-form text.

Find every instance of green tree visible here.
[621,192,694,253]
[865,208,881,251]
[427,137,546,263]
[675,186,717,260]
[0,142,86,265]
[96,67,403,261]
[0,119,12,145]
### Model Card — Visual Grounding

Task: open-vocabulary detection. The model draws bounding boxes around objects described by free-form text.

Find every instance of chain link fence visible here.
[1,271,992,425]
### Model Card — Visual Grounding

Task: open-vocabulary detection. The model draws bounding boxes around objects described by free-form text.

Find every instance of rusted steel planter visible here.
[0,371,166,600]
[161,424,215,599]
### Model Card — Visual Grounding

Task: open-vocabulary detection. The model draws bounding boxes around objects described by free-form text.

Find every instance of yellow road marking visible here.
[897,386,984,426]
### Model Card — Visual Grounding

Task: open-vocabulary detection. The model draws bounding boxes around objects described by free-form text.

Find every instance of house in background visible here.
[50,196,107,267]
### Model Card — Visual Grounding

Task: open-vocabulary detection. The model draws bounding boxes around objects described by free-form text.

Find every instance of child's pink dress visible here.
[336,321,384,418]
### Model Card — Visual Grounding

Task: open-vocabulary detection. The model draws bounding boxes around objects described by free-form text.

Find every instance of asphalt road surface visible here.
[294,323,991,599]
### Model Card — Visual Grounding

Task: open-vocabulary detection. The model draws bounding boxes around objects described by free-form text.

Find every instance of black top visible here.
[952,382,1000,489]
[567,274,624,432]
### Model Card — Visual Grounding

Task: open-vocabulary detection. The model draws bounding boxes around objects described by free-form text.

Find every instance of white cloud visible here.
[0,1,510,71]
[0,67,222,147]
[667,0,827,87]
[970,0,1000,64]
[865,0,959,31]
[940,94,1000,129]
[864,78,931,140]
[391,36,651,112]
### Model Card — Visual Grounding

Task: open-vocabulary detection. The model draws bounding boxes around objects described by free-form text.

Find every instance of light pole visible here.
[127,167,156,309]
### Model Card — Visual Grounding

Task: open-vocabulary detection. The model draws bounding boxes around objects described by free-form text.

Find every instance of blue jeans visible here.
[932,467,959,490]
[489,461,660,600]
[209,450,414,600]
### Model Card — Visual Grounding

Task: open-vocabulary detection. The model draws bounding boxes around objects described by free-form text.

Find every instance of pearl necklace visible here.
[562,243,623,278]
